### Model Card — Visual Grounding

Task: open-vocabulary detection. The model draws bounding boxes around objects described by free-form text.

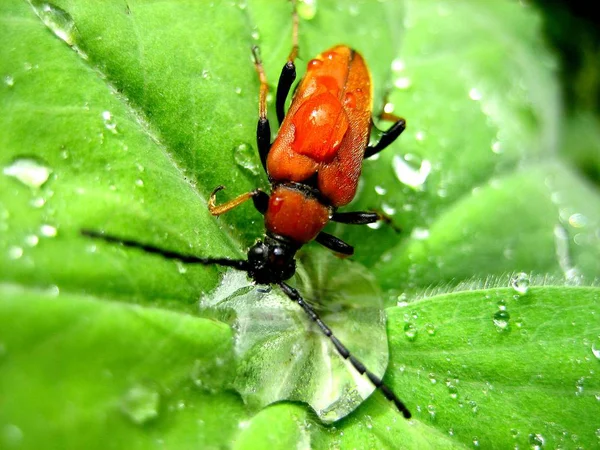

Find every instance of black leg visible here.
[364,118,406,159]
[332,211,380,225]
[278,281,412,419]
[257,117,271,173]
[332,211,401,233]
[315,232,354,256]
[276,61,296,125]
[331,211,402,233]
[81,230,249,271]
[252,46,272,174]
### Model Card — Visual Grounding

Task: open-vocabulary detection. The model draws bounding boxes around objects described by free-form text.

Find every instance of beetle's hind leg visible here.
[276,0,300,125]
[251,46,272,174]
[315,232,354,256]
[364,112,406,159]
[332,210,401,233]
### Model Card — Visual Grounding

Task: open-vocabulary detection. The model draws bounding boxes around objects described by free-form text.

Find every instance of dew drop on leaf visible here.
[120,383,160,425]
[233,143,260,176]
[493,310,510,332]
[511,272,530,295]
[29,1,76,45]
[40,224,57,238]
[404,322,418,341]
[392,154,431,190]
[528,433,545,450]
[424,323,436,336]
[297,0,317,20]
[1,424,23,448]
[24,234,39,247]
[8,246,23,260]
[592,342,600,360]
[102,111,118,134]
[3,157,52,189]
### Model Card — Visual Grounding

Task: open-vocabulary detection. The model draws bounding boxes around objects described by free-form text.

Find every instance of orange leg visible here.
[208,185,269,216]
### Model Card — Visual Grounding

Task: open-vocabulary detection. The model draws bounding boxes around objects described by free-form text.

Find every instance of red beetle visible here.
[85,3,409,418]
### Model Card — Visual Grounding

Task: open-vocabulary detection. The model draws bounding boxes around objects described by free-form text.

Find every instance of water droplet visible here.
[4,75,14,87]
[404,322,418,341]
[472,437,480,447]
[568,213,587,228]
[233,143,260,176]
[511,272,530,295]
[394,76,411,89]
[8,246,23,260]
[468,400,478,415]
[234,86,242,95]
[1,424,23,447]
[411,227,430,240]
[24,234,39,247]
[391,58,405,72]
[297,0,317,20]
[367,221,382,230]
[528,433,545,450]
[135,179,144,187]
[428,373,437,384]
[381,202,396,215]
[392,154,431,190]
[447,382,458,399]
[469,88,482,101]
[30,196,47,208]
[30,1,76,45]
[176,261,187,274]
[592,342,600,360]
[427,404,436,420]
[201,69,210,79]
[102,111,118,134]
[491,140,502,154]
[575,377,585,396]
[374,185,387,195]
[383,102,394,114]
[425,323,436,336]
[40,224,57,237]
[493,310,510,332]
[3,157,52,189]
[120,383,160,425]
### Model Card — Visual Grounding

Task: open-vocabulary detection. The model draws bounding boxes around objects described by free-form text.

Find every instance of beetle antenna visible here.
[278,281,412,419]
[81,229,249,271]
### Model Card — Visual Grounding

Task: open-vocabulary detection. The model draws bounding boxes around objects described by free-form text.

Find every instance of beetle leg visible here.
[315,232,354,256]
[252,46,272,173]
[364,116,406,159]
[278,281,412,419]
[276,0,299,125]
[332,210,401,233]
[209,185,269,216]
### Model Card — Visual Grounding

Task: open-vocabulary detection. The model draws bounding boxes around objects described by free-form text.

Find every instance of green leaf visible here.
[200,249,389,423]
[2,0,600,449]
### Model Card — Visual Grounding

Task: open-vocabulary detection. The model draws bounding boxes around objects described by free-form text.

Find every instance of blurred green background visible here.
[536,0,600,184]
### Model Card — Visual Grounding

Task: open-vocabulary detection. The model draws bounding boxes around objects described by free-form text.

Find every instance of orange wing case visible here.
[266,45,373,207]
